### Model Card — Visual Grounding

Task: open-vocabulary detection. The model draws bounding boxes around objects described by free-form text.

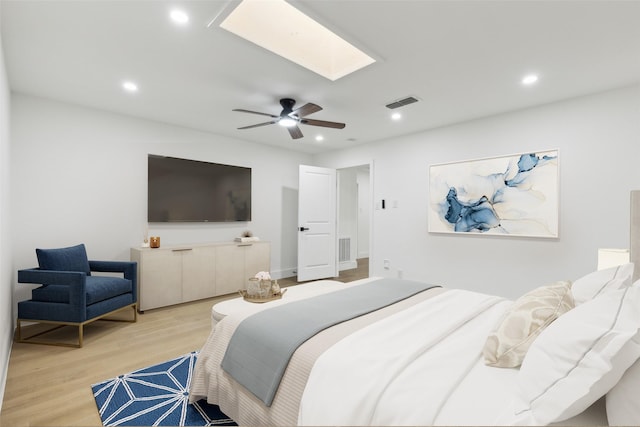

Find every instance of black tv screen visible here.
[148,155,251,222]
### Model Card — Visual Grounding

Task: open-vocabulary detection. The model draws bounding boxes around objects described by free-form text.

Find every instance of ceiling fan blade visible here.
[292,103,322,118]
[237,121,277,130]
[300,118,346,129]
[288,125,304,139]
[233,109,279,119]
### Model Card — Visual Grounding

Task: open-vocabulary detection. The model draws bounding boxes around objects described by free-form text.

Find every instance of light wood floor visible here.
[0,259,368,426]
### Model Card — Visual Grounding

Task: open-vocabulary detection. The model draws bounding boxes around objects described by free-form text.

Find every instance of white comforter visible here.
[193,280,608,426]
[298,289,515,426]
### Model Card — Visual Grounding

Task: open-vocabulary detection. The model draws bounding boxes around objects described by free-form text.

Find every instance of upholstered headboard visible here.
[630,191,640,282]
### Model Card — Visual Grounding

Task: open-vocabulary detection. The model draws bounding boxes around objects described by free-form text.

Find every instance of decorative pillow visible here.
[508,284,640,425]
[36,243,91,275]
[483,280,574,368]
[606,353,640,426]
[571,263,634,305]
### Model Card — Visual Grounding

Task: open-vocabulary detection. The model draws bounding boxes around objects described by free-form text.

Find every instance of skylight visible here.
[219,0,376,81]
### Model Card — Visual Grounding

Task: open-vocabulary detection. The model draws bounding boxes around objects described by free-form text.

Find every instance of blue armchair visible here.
[17,244,137,347]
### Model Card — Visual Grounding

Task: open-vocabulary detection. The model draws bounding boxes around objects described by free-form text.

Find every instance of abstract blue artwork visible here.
[429,150,559,238]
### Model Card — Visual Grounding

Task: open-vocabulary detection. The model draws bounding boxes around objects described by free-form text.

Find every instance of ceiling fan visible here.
[233,98,346,140]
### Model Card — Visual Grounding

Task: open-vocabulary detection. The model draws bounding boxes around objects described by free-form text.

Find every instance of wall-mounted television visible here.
[147,155,251,222]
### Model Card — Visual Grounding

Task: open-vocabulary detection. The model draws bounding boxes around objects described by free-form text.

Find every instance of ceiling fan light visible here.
[522,74,539,85]
[170,10,189,25]
[278,117,297,127]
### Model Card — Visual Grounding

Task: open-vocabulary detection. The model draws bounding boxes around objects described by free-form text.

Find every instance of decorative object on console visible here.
[429,149,559,238]
[16,243,137,347]
[235,236,260,243]
[141,224,150,247]
[150,236,160,248]
[235,231,260,243]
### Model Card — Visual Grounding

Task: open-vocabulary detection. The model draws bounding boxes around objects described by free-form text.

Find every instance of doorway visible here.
[337,164,371,281]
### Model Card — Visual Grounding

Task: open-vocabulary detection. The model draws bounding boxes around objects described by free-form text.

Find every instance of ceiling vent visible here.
[385,96,419,109]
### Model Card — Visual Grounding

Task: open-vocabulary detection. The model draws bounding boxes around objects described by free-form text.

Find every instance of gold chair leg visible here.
[17,320,82,348]
[16,303,137,348]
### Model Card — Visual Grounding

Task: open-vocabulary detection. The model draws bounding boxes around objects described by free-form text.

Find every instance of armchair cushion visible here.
[85,276,132,304]
[32,276,132,305]
[36,244,91,275]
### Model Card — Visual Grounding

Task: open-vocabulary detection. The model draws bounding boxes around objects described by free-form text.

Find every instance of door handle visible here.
[299,227,309,232]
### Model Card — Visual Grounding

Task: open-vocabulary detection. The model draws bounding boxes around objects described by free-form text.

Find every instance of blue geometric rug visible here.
[91,352,236,426]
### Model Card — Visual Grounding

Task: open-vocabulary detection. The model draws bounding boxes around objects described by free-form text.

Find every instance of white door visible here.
[297,165,338,281]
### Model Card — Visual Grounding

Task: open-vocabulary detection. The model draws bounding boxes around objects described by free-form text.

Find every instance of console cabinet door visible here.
[215,245,246,295]
[181,246,217,302]
[244,243,271,279]
[215,243,271,295]
[138,249,182,311]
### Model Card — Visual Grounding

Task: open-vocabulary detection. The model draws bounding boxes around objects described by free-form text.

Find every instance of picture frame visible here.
[428,149,559,238]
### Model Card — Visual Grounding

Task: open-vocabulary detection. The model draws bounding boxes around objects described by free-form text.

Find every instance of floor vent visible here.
[385,96,419,109]
[339,237,351,262]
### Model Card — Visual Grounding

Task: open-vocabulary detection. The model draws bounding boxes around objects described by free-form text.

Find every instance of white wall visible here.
[0,6,13,408]
[316,85,640,299]
[10,94,313,304]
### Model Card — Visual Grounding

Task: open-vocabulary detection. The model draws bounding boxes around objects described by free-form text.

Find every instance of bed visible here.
[189,266,640,426]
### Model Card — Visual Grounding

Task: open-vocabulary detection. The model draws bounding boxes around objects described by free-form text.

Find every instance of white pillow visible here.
[508,284,640,425]
[606,352,640,426]
[483,281,574,368]
[571,263,634,305]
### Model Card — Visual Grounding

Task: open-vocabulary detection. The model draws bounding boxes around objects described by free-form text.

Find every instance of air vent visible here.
[385,96,419,109]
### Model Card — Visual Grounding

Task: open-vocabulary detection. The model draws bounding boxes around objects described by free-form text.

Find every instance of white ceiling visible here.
[2,0,639,154]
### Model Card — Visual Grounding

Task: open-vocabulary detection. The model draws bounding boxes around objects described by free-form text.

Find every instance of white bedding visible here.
[191,278,612,426]
[299,287,609,426]
[299,289,512,425]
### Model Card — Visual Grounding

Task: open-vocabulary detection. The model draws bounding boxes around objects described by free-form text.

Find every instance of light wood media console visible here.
[131,241,270,311]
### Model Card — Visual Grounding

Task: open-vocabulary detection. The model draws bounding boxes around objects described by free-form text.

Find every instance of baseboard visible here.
[0,337,12,415]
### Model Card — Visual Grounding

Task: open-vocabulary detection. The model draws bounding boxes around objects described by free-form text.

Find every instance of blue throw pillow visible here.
[36,243,91,275]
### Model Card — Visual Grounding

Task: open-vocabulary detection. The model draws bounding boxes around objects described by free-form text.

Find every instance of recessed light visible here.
[391,112,402,121]
[170,9,189,25]
[315,135,324,142]
[522,74,539,85]
[122,81,138,92]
